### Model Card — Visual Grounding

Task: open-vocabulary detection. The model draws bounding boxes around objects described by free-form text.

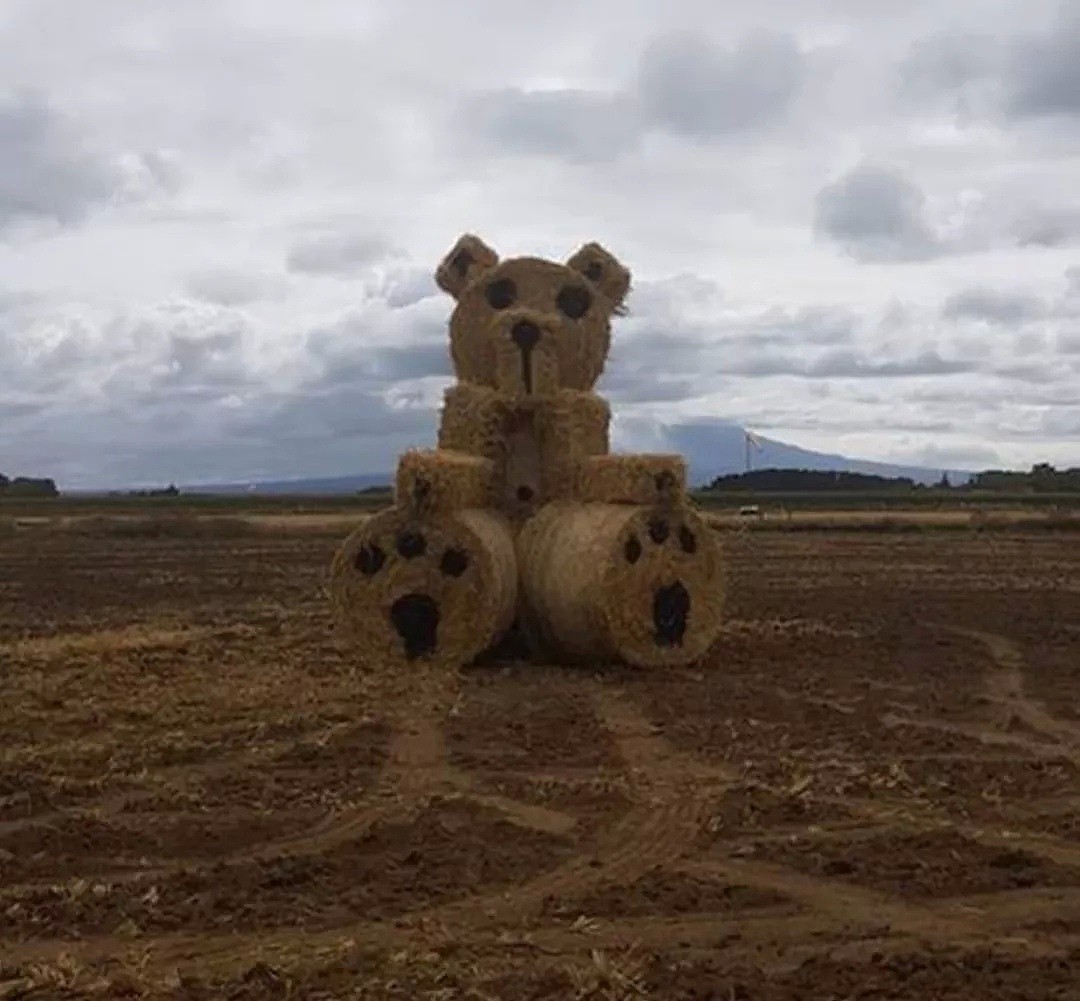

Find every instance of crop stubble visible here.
[1,521,1079,998]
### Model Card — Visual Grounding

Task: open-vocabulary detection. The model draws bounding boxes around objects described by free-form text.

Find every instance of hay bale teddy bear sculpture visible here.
[329,235,724,673]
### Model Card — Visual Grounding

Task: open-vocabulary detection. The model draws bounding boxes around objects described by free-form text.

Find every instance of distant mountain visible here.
[179,422,970,495]
[180,472,391,496]
[661,421,972,487]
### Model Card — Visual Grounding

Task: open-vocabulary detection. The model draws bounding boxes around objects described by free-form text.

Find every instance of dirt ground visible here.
[1,518,1079,999]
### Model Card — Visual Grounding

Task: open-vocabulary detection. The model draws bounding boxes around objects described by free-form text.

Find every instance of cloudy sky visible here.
[2,0,1079,488]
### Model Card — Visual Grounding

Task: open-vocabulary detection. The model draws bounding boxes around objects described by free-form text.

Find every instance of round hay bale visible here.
[517,501,724,668]
[330,506,517,675]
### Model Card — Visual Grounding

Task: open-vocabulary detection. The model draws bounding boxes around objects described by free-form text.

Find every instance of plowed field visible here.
[1,519,1079,999]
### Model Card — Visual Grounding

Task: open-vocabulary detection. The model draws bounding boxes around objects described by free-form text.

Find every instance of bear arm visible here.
[436,382,507,461]
[576,453,688,506]
[394,448,495,515]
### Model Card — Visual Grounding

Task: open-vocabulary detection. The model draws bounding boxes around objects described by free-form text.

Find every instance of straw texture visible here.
[537,391,611,500]
[394,448,494,514]
[577,454,687,505]
[330,506,517,676]
[517,501,723,668]
[446,255,619,391]
[437,383,506,461]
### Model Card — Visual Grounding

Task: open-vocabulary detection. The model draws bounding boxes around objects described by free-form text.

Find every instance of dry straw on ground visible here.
[329,506,517,677]
[516,500,724,668]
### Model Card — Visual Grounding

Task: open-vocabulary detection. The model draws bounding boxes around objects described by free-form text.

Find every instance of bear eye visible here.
[584,261,603,282]
[486,278,516,310]
[556,285,591,319]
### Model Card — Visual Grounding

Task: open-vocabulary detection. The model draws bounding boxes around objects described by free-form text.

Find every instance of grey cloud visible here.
[806,349,973,378]
[941,287,1046,325]
[222,386,432,444]
[892,441,1003,470]
[1058,331,1080,353]
[1005,7,1080,120]
[184,268,288,306]
[286,231,402,276]
[1,293,445,488]
[305,310,449,389]
[895,30,1003,115]
[748,306,856,346]
[897,7,1080,126]
[137,150,184,196]
[603,298,861,401]
[636,30,805,139]
[992,361,1064,383]
[456,28,806,163]
[379,267,438,309]
[813,164,940,263]
[0,90,122,235]
[1014,208,1080,248]
[458,89,639,164]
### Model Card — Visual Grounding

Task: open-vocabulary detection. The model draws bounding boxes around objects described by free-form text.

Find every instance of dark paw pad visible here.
[396,531,426,559]
[653,582,690,648]
[390,593,439,661]
[648,518,670,544]
[355,544,386,576]
[440,547,470,577]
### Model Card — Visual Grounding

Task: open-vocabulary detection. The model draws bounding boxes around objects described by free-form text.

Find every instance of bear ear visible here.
[566,241,631,310]
[435,234,499,299]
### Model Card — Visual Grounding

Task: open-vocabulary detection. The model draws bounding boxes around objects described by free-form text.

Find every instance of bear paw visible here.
[330,506,517,674]
[518,502,724,669]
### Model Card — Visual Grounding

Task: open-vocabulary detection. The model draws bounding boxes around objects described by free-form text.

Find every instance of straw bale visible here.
[394,449,494,514]
[537,391,611,500]
[576,454,687,506]
[435,233,499,299]
[517,500,723,668]
[437,383,507,460]
[445,255,618,391]
[330,505,517,676]
[565,241,632,311]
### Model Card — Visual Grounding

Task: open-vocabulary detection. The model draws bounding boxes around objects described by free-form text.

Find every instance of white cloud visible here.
[0,0,1078,487]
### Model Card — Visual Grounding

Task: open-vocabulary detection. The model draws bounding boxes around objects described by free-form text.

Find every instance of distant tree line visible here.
[969,464,1080,492]
[705,464,1080,493]
[705,469,917,492]
[0,473,59,497]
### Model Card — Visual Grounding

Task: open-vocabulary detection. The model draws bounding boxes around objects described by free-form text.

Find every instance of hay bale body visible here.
[537,391,610,500]
[394,449,493,514]
[438,386,611,516]
[331,235,725,674]
[517,501,724,668]
[330,506,517,675]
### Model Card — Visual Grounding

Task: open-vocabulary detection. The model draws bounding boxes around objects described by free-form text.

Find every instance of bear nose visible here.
[511,320,541,352]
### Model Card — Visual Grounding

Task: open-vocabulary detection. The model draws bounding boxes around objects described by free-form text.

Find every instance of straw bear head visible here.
[434,234,631,396]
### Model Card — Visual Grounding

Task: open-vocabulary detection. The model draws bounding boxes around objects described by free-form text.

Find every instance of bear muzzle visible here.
[493,310,559,396]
